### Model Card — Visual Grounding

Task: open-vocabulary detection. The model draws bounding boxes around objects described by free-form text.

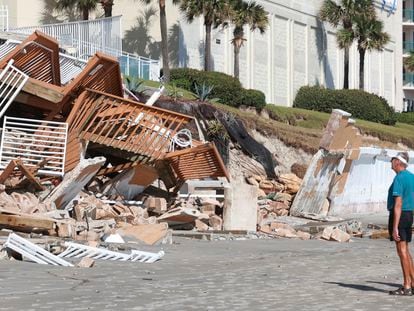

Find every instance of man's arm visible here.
[393,196,402,242]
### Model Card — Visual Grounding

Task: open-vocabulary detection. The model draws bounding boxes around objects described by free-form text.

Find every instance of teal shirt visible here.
[387,170,414,211]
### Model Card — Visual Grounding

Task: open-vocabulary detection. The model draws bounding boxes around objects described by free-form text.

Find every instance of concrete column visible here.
[223,182,257,232]
[268,13,274,103]
[305,24,309,86]
[287,19,294,106]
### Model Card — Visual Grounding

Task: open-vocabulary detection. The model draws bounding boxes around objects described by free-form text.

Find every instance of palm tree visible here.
[404,51,414,72]
[56,0,99,20]
[139,0,170,82]
[173,0,232,71]
[229,0,268,80]
[319,0,374,89]
[353,14,390,90]
[100,0,114,17]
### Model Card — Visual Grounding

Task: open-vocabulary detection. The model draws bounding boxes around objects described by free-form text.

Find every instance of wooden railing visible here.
[67,89,194,161]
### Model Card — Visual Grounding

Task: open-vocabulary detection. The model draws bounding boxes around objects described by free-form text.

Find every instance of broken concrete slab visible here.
[157,207,209,228]
[76,257,95,268]
[100,165,158,200]
[44,157,106,210]
[116,223,170,245]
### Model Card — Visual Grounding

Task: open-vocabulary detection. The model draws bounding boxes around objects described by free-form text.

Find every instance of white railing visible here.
[59,52,87,85]
[0,60,29,118]
[0,116,68,177]
[0,5,8,32]
[9,16,160,81]
[9,16,122,57]
[71,39,160,81]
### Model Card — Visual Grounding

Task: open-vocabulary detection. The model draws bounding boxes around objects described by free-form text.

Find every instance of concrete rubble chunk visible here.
[143,197,167,214]
[200,204,216,216]
[278,173,302,194]
[77,257,95,268]
[157,207,209,228]
[195,219,210,231]
[209,215,223,231]
[116,223,170,245]
[330,228,351,242]
[44,157,106,210]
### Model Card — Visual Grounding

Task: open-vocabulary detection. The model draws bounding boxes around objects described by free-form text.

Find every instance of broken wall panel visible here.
[0,116,68,176]
[289,150,342,217]
[61,52,123,100]
[328,148,411,216]
[0,31,61,85]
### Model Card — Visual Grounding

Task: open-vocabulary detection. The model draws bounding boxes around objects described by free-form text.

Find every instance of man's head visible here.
[391,151,409,172]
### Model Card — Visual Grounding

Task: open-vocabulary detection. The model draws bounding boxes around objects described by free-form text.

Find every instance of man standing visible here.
[388,151,414,296]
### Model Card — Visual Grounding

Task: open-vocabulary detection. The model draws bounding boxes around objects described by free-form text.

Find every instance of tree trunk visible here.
[234,44,241,79]
[359,48,365,90]
[82,8,89,20]
[343,46,349,89]
[101,0,114,17]
[205,23,212,71]
[159,0,170,82]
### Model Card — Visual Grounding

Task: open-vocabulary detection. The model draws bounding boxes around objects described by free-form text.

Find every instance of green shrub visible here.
[170,68,244,106]
[240,89,266,110]
[397,112,414,125]
[293,86,396,125]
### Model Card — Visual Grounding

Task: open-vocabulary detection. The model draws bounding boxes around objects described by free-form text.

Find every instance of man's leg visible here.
[396,241,412,289]
[408,250,414,288]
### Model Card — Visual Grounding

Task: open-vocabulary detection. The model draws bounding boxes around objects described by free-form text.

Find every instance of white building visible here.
[403,0,414,110]
[0,0,404,110]
[177,0,402,109]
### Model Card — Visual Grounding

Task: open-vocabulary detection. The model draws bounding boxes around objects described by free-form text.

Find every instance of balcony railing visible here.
[403,73,414,86]
[404,9,414,22]
[0,5,8,31]
[403,41,414,54]
[9,16,161,81]
[10,16,122,54]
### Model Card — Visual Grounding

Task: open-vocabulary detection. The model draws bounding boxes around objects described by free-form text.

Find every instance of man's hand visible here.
[393,228,400,241]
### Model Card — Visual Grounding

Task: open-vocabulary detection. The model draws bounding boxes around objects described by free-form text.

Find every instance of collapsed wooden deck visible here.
[0,30,230,188]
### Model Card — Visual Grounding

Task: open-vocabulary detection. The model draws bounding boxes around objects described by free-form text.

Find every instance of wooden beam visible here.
[0,159,19,184]
[15,160,45,191]
[0,214,56,231]
[14,92,58,111]
[0,70,64,103]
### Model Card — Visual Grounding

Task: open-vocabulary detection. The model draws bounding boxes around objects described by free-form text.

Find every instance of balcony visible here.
[403,73,414,88]
[403,41,414,55]
[404,9,414,23]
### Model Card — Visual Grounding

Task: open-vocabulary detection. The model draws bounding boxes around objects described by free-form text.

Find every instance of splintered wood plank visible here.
[0,159,18,184]
[0,214,56,231]
[15,160,44,191]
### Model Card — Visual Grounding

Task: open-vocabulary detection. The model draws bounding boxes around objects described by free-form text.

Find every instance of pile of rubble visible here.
[0,30,232,264]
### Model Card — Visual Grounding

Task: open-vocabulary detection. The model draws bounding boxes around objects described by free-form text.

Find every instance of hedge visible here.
[396,112,414,125]
[170,68,266,109]
[293,86,396,125]
[240,89,266,110]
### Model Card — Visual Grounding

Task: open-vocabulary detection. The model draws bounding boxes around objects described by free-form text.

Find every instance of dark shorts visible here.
[388,210,413,242]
